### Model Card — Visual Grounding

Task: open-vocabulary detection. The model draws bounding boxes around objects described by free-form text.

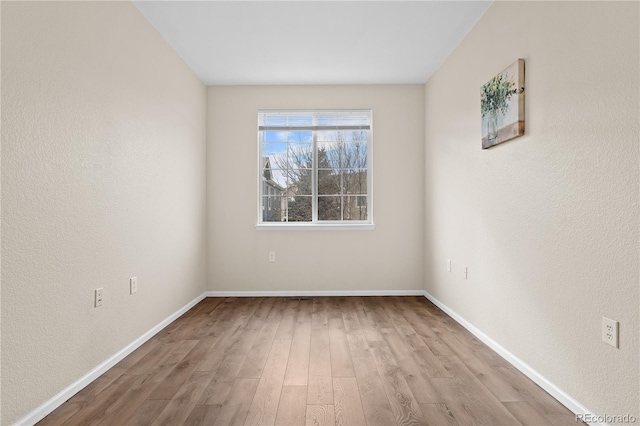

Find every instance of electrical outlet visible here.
[447,259,451,272]
[94,288,103,307]
[268,252,276,262]
[602,317,619,348]
[130,277,138,294]
[463,266,468,279]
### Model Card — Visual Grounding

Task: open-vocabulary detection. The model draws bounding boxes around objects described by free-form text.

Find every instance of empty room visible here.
[1,1,638,425]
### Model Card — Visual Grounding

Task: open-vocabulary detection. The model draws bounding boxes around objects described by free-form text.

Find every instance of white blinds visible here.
[258,110,371,131]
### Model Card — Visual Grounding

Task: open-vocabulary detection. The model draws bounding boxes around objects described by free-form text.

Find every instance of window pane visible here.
[287,196,312,222]
[342,169,367,195]
[262,131,287,143]
[262,196,284,222]
[318,196,341,220]
[318,170,340,195]
[317,142,342,169]
[342,196,368,221]
[262,143,287,163]
[317,141,367,168]
[286,168,312,195]
[317,130,367,143]
[287,143,313,169]
[342,141,367,168]
[287,131,312,143]
[262,168,286,191]
[317,130,347,143]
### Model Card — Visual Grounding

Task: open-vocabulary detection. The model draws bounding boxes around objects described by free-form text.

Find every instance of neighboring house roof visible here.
[262,157,284,191]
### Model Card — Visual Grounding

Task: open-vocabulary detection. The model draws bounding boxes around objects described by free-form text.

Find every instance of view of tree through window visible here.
[259,111,371,224]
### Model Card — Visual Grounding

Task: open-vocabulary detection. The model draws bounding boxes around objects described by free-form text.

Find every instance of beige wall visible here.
[207,85,424,292]
[424,1,639,418]
[1,2,207,424]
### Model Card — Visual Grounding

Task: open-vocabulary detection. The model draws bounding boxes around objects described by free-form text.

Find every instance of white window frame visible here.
[256,109,374,230]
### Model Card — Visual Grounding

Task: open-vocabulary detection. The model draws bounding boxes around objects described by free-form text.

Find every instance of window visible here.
[258,110,373,229]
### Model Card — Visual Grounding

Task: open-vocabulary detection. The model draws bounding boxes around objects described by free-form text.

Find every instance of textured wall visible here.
[424,1,639,418]
[207,85,425,292]
[1,2,207,423]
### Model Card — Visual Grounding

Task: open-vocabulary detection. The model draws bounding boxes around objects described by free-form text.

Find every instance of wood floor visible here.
[38,297,579,426]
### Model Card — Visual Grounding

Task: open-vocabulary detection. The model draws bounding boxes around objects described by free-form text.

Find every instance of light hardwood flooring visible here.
[38,297,580,425]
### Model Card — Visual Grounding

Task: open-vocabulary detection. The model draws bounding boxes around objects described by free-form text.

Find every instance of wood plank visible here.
[381,297,417,336]
[197,326,257,372]
[199,354,247,405]
[95,375,160,426]
[329,317,355,378]
[437,332,500,378]
[311,298,329,330]
[296,299,313,324]
[247,298,276,330]
[352,297,376,328]
[362,297,392,329]
[123,399,168,426]
[153,371,215,426]
[333,377,366,426]
[346,329,371,358]
[398,302,439,340]
[419,403,459,426]
[96,340,203,425]
[267,297,287,320]
[404,334,452,378]
[149,335,218,400]
[284,321,311,386]
[369,342,425,426]
[275,386,307,426]
[199,376,233,406]
[275,299,299,340]
[244,339,292,425]
[238,319,280,378]
[380,328,442,404]
[503,401,553,426]
[125,341,182,376]
[63,374,140,425]
[184,404,222,426]
[307,328,333,405]
[421,337,454,357]
[362,326,384,343]
[429,376,519,425]
[37,399,85,426]
[430,356,521,426]
[213,378,259,426]
[353,356,397,426]
[341,301,362,332]
[495,367,578,425]
[305,405,335,426]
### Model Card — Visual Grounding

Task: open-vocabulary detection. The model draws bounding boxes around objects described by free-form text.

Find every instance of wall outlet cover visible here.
[602,316,619,348]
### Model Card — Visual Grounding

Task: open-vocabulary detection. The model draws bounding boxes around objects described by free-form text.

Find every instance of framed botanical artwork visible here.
[481,59,525,149]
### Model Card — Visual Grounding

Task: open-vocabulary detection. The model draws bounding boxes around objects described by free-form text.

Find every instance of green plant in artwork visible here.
[481,59,525,149]
[480,73,521,118]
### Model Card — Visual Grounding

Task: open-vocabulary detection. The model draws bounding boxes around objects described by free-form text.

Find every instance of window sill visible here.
[255,223,375,231]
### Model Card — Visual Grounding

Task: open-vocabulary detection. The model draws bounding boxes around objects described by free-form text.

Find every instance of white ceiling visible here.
[133,1,491,85]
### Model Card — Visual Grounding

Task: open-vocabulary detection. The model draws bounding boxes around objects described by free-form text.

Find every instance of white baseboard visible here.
[14,292,207,426]
[205,289,425,297]
[422,290,605,426]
